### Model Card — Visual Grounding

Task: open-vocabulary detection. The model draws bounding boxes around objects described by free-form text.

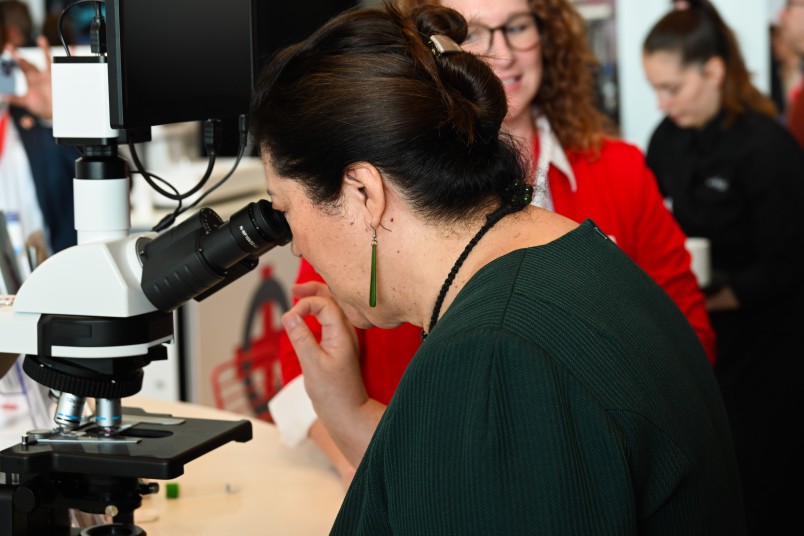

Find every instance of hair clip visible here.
[503,179,534,209]
[429,35,462,57]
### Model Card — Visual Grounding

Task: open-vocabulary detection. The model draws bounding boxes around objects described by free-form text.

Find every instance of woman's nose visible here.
[657,93,671,112]
[290,241,301,258]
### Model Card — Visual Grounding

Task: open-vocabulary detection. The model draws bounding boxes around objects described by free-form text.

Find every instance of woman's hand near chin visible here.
[283,282,363,412]
[282,281,385,465]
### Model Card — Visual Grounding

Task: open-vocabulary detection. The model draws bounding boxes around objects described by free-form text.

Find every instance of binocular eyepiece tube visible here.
[139,199,291,312]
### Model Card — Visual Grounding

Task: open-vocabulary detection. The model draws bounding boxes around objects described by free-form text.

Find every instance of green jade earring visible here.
[369,225,377,307]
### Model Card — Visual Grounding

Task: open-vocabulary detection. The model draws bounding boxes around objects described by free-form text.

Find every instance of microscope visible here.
[0,1,287,533]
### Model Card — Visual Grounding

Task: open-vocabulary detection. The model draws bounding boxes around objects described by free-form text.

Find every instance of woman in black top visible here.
[642,1,804,533]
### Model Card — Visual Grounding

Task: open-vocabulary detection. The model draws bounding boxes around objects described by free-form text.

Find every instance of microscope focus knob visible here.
[138,481,160,495]
[12,485,41,513]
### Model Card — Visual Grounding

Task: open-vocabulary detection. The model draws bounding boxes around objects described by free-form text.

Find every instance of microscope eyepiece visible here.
[138,199,291,312]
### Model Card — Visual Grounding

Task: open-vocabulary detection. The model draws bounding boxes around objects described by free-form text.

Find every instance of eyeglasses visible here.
[462,13,541,55]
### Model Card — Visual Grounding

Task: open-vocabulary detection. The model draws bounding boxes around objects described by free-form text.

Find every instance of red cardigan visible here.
[278,138,716,404]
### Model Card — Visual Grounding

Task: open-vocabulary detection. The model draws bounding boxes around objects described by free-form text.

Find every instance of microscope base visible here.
[0,406,253,535]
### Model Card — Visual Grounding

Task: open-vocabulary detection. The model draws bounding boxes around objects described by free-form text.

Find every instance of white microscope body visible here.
[0,31,288,534]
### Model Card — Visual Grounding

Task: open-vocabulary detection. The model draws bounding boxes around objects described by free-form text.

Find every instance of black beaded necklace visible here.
[420,179,533,341]
[420,207,511,341]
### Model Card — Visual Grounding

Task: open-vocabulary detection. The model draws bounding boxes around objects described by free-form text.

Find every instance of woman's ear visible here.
[342,162,386,229]
[703,56,726,86]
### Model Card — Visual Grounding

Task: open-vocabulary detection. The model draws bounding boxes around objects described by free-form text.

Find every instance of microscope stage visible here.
[0,406,253,480]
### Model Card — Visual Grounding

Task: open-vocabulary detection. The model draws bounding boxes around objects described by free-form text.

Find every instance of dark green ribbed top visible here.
[332,221,745,535]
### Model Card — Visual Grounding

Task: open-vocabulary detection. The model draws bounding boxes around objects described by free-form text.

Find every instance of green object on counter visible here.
[165,482,180,499]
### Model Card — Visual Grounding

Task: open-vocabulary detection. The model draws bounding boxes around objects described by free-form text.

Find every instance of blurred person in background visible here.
[1,1,77,446]
[782,0,804,146]
[271,0,717,489]
[643,1,804,532]
[1,4,108,527]
[1,0,77,455]
[1,4,76,258]
[769,23,803,120]
[0,1,34,47]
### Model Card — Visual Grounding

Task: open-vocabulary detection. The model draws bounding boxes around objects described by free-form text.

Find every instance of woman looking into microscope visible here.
[253,3,744,532]
[270,0,717,488]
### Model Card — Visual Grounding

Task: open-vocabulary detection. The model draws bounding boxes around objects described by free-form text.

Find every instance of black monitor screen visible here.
[106,0,256,129]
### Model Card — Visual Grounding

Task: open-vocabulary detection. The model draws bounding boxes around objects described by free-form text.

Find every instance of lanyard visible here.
[0,109,9,161]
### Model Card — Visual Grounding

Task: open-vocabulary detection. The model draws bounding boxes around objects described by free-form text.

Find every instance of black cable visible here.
[130,169,180,200]
[126,143,169,194]
[137,170,183,232]
[127,119,220,203]
[129,167,184,232]
[178,144,245,215]
[58,0,105,56]
[90,2,107,55]
[127,140,205,232]
[128,140,216,202]
[175,115,250,217]
[128,117,244,232]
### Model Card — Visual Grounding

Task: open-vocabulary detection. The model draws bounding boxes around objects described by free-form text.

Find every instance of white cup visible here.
[685,237,711,288]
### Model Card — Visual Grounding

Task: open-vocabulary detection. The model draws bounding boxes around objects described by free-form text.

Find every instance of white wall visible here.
[617,0,772,150]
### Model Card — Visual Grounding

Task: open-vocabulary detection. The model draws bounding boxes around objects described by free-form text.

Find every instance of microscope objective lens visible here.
[95,398,123,434]
[54,393,86,430]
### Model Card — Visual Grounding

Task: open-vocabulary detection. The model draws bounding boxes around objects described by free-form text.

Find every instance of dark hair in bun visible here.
[251,2,527,223]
